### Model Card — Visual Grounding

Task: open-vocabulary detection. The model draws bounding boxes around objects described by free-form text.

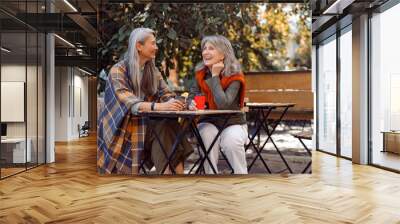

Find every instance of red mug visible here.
[194,95,206,110]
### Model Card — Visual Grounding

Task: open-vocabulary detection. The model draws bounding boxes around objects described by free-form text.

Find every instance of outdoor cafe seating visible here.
[136,94,301,175]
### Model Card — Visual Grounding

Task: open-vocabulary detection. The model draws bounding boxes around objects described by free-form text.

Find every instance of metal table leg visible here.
[189,120,217,174]
[297,137,312,173]
[248,106,293,173]
[139,117,193,175]
[246,108,273,173]
[159,117,194,174]
[261,107,293,173]
[194,114,234,174]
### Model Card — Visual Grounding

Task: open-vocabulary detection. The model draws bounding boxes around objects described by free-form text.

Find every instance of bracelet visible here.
[151,102,156,111]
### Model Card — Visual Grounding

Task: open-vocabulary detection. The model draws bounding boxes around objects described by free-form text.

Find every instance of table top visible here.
[245,102,296,108]
[138,109,243,117]
[292,132,313,140]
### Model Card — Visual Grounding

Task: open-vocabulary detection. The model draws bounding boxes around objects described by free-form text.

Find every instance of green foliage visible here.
[99,3,311,78]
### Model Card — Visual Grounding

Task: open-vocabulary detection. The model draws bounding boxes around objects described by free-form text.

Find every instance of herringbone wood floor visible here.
[1,135,400,224]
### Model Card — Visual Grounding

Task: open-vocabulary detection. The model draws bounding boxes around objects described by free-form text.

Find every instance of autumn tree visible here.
[99,3,311,80]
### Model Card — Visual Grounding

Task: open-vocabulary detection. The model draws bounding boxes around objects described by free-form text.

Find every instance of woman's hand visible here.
[188,100,197,111]
[157,99,185,111]
[211,61,224,76]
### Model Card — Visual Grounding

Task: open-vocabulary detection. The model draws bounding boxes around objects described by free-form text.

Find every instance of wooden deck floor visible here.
[0,135,399,223]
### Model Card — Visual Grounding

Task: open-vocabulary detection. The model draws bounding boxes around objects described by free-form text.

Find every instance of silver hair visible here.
[195,35,242,76]
[124,27,159,98]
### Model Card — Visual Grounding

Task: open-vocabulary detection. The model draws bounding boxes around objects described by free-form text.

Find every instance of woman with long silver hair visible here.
[98,28,192,175]
[188,35,248,174]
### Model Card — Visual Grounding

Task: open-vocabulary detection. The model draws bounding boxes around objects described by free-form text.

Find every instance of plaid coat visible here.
[97,60,174,174]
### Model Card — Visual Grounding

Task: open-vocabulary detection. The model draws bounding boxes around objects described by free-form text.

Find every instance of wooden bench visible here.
[245,71,313,121]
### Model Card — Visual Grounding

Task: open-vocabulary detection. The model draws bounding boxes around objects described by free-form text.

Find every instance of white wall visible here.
[0,65,42,138]
[1,63,46,164]
[55,66,69,141]
[1,65,26,139]
[54,67,89,141]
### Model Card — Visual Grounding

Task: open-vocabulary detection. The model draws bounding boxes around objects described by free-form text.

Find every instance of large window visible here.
[316,25,353,159]
[317,35,337,154]
[340,27,352,158]
[370,3,400,171]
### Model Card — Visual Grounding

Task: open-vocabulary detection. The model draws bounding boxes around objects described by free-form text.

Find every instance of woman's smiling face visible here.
[137,34,158,61]
[202,42,224,68]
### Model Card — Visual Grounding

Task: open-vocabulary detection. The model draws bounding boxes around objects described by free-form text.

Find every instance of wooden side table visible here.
[381,131,400,154]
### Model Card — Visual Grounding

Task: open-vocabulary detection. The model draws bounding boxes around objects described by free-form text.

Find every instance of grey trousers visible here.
[145,119,193,174]
[198,122,248,174]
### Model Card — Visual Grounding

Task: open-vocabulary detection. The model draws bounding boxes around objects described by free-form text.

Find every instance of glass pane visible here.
[340,28,352,158]
[1,31,27,177]
[0,0,46,178]
[317,36,337,154]
[371,4,400,171]
[27,31,38,169]
[38,32,45,165]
